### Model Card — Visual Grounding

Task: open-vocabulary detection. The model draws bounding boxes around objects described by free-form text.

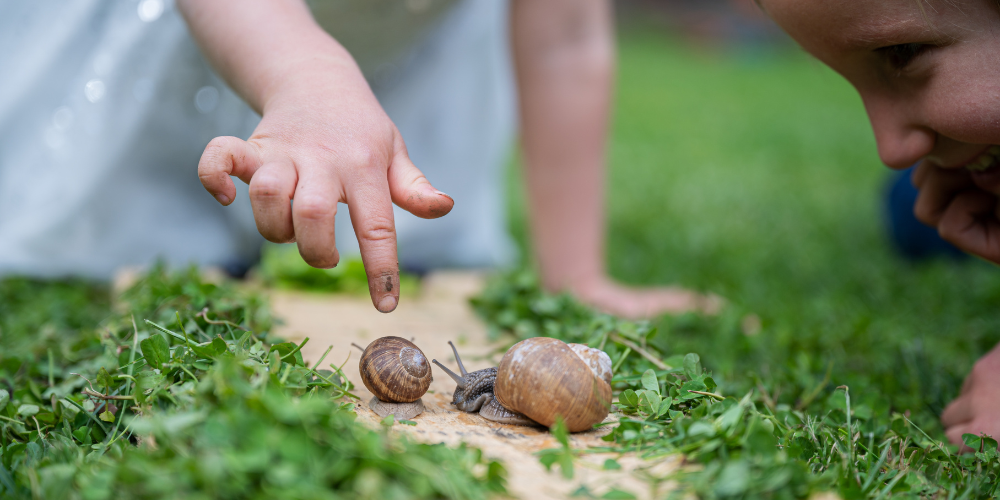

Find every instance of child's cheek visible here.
[921,69,1000,146]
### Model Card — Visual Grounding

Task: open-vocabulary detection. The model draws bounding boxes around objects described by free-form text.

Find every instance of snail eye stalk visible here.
[447,341,469,376]
[432,359,467,389]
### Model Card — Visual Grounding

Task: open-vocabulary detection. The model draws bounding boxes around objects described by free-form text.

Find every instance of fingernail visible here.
[377,295,397,313]
[434,190,452,200]
[215,194,230,205]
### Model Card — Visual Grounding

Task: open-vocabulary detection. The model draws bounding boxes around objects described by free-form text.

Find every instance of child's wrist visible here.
[258,46,366,110]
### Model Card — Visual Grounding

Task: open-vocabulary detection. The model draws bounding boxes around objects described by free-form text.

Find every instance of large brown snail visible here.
[432,337,612,433]
[355,336,432,420]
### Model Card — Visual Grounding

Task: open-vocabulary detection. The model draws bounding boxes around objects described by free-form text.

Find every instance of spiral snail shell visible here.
[357,336,432,420]
[433,337,612,433]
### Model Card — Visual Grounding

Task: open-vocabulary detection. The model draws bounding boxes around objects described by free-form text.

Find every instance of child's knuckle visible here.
[346,146,386,173]
[197,169,218,185]
[294,196,336,222]
[199,137,238,174]
[359,216,396,243]
[249,173,287,199]
[203,136,232,157]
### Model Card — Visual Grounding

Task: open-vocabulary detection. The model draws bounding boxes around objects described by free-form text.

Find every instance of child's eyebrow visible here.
[839,15,935,50]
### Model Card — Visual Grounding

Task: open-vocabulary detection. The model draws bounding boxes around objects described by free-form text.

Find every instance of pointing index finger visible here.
[347,177,401,313]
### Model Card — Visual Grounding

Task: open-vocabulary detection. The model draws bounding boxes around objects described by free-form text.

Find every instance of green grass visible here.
[510,28,1000,425]
[0,268,505,500]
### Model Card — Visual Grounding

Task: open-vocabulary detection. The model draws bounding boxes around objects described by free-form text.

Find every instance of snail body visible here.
[357,336,432,420]
[447,366,496,413]
[433,338,612,432]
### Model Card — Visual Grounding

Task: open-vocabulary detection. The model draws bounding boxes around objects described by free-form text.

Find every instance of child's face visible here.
[761,0,1000,171]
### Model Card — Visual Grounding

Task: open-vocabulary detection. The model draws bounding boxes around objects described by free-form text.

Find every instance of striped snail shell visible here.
[357,337,432,420]
[493,337,612,433]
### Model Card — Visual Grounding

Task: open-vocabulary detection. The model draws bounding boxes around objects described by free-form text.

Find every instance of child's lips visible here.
[962,145,1000,172]
[965,147,1000,193]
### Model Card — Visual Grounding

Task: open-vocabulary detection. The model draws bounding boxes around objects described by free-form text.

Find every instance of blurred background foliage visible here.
[258,244,419,296]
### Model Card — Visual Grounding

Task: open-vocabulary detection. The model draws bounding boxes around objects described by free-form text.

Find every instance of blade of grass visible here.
[103,316,140,449]
[903,415,961,472]
[861,444,891,492]
[279,337,309,362]
[145,320,198,347]
[61,398,109,434]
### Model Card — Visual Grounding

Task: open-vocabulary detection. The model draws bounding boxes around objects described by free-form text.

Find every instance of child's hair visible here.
[907,0,1000,37]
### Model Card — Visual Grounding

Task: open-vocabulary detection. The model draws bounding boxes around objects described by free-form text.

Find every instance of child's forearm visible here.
[177,0,367,115]
[511,0,616,291]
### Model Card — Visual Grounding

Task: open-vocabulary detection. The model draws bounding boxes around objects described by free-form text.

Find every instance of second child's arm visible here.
[177,0,454,313]
[511,0,720,318]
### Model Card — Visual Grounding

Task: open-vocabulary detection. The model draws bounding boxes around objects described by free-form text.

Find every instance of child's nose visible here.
[867,101,935,170]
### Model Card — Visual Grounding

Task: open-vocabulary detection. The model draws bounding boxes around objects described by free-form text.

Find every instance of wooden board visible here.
[272,271,680,500]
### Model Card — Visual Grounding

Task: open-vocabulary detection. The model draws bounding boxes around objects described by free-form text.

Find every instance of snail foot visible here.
[479,397,539,427]
[456,392,493,413]
[369,396,424,421]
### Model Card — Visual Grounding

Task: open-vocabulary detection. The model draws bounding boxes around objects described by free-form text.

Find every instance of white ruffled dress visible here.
[0,0,516,278]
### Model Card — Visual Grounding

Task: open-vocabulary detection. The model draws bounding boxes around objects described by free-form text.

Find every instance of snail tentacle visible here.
[432,359,467,389]
[446,341,469,376]
[433,342,473,389]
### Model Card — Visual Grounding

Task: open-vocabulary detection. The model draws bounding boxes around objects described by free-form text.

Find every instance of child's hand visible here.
[179,0,453,314]
[912,161,1000,263]
[198,68,453,313]
[942,342,1000,450]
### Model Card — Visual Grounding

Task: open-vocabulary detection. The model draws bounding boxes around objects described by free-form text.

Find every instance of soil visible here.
[272,271,680,500]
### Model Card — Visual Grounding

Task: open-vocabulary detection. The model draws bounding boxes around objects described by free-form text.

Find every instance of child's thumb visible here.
[197,136,263,206]
[387,149,454,220]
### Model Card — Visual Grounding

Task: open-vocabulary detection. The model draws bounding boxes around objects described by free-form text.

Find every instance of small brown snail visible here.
[355,336,432,420]
[433,337,612,433]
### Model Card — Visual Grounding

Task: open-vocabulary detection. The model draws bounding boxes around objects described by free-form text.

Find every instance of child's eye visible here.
[878,43,930,70]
